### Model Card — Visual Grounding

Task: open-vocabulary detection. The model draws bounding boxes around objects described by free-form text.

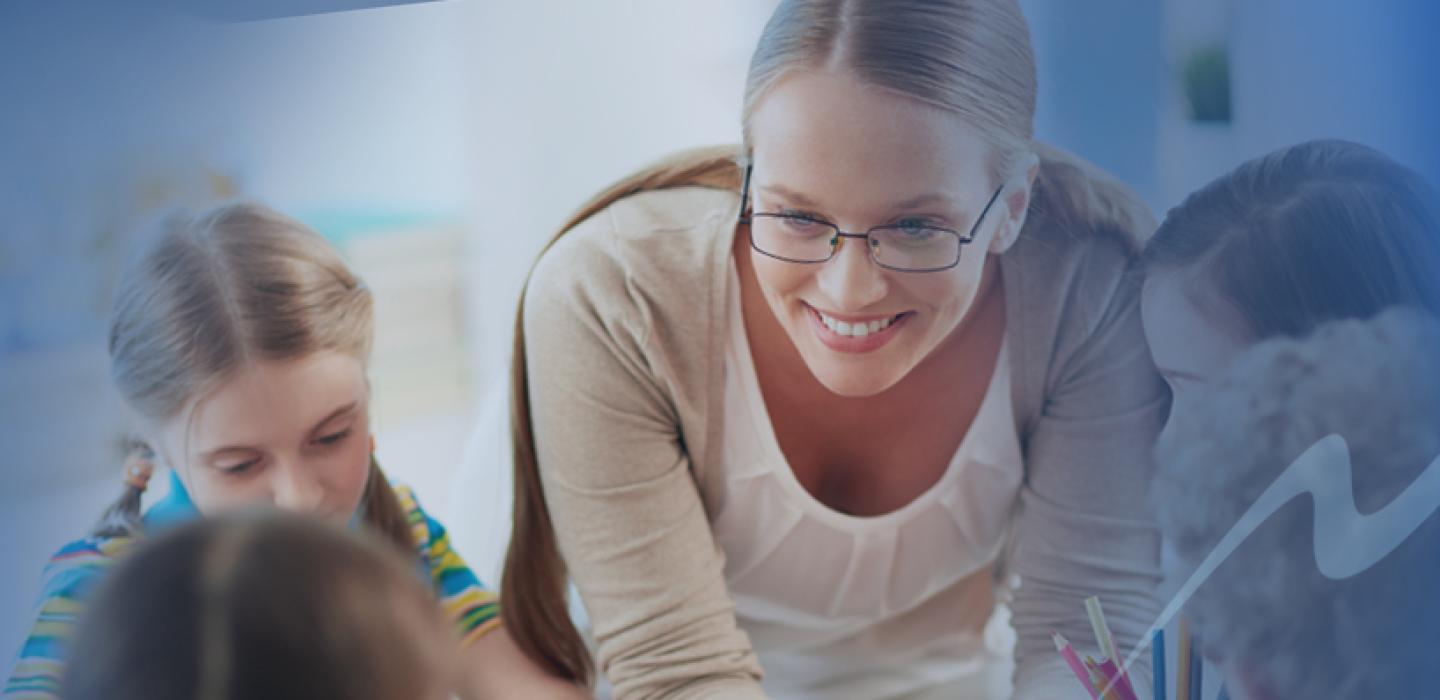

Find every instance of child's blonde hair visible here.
[98,202,411,556]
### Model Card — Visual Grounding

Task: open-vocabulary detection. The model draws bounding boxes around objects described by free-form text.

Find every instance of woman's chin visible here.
[803,354,909,398]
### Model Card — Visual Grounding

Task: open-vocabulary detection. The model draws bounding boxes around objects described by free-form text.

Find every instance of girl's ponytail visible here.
[91,441,156,540]
[359,456,417,558]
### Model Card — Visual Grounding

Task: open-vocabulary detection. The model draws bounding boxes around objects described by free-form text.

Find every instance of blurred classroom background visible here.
[2,0,1436,689]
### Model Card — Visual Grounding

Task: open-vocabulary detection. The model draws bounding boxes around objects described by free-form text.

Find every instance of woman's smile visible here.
[805,302,915,352]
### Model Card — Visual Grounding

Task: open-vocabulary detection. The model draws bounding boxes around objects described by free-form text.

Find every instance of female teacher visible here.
[503,1,1166,698]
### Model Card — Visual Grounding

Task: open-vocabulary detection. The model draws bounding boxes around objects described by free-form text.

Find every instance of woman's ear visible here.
[987,151,1041,255]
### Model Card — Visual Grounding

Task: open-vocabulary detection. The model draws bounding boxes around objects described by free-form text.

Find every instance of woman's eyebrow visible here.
[891,192,959,211]
[758,184,821,208]
[760,185,963,216]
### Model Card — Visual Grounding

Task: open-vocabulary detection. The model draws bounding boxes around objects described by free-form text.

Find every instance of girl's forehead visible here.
[166,353,369,451]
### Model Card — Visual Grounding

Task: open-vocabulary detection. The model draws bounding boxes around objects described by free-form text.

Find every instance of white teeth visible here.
[816,310,898,337]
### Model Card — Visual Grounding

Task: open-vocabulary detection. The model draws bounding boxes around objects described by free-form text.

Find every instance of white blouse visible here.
[705,263,1025,699]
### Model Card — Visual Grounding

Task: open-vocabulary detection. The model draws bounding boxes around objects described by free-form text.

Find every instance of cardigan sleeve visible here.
[522,209,766,700]
[1007,242,1168,699]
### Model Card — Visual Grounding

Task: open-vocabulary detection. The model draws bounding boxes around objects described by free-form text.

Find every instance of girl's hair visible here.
[64,512,452,700]
[501,0,1155,685]
[96,203,413,557]
[1141,139,1440,339]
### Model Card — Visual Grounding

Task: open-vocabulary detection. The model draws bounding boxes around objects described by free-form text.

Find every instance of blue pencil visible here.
[1187,635,1202,700]
[1153,630,1166,700]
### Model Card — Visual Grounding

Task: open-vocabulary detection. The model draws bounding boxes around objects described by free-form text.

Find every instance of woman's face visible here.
[745,70,1032,397]
[1141,271,1251,441]
[148,351,373,523]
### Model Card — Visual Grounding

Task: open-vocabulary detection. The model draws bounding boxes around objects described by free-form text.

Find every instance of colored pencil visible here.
[1085,596,1121,663]
[1188,634,1203,700]
[1096,657,1140,700]
[1053,631,1100,700]
[1086,656,1121,700]
[1085,596,1134,695]
[1175,618,1192,700]
[1153,629,1166,700]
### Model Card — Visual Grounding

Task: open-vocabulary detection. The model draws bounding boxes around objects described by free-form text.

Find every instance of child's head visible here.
[1152,309,1440,698]
[1141,139,1440,421]
[63,512,460,700]
[100,203,409,552]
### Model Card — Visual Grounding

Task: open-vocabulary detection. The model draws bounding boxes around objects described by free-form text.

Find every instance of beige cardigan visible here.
[524,186,1166,699]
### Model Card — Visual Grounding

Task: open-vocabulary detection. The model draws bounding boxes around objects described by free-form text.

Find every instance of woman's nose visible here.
[817,235,888,311]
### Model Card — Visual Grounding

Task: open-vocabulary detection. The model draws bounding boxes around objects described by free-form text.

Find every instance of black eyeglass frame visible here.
[736,164,1004,273]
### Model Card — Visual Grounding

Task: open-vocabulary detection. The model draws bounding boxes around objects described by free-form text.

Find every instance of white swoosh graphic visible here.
[1111,434,1440,687]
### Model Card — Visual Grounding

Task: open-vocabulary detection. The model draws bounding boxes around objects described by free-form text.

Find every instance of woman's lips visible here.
[805,304,912,353]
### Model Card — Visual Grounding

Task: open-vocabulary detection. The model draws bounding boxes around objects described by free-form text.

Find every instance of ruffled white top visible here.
[706,262,1023,699]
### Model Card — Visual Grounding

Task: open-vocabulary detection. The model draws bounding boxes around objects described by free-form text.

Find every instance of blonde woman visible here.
[2,204,584,699]
[503,1,1168,698]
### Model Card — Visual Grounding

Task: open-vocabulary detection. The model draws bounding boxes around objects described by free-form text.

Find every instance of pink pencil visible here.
[1053,631,1101,700]
[1096,657,1140,700]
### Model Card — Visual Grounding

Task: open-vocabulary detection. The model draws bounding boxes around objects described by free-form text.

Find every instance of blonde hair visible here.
[503,0,1156,684]
[98,203,413,556]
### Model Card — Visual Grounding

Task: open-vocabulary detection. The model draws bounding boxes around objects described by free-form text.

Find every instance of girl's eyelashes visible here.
[215,458,259,475]
[315,428,352,447]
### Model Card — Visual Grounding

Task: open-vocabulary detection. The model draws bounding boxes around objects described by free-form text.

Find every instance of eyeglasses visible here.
[737,165,1003,273]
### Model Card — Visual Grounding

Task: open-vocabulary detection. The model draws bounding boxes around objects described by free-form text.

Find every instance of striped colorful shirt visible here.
[3,474,500,699]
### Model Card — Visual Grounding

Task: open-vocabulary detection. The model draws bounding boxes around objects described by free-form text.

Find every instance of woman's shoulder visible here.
[530,186,738,307]
[1004,168,1152,333]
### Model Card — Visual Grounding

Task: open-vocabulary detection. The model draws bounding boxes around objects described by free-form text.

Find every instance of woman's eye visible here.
[779,212,828,233]
[896,218,942,235]
[316,429,351,446]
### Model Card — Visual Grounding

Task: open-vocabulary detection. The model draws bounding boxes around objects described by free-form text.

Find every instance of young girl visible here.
[2,203,584,699]
[1140,139,1440,442]
[1138,140,1440,698]
[65,511,464,700]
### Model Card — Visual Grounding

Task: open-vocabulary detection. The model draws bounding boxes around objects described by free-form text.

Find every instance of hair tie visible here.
[124,451,155,492]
